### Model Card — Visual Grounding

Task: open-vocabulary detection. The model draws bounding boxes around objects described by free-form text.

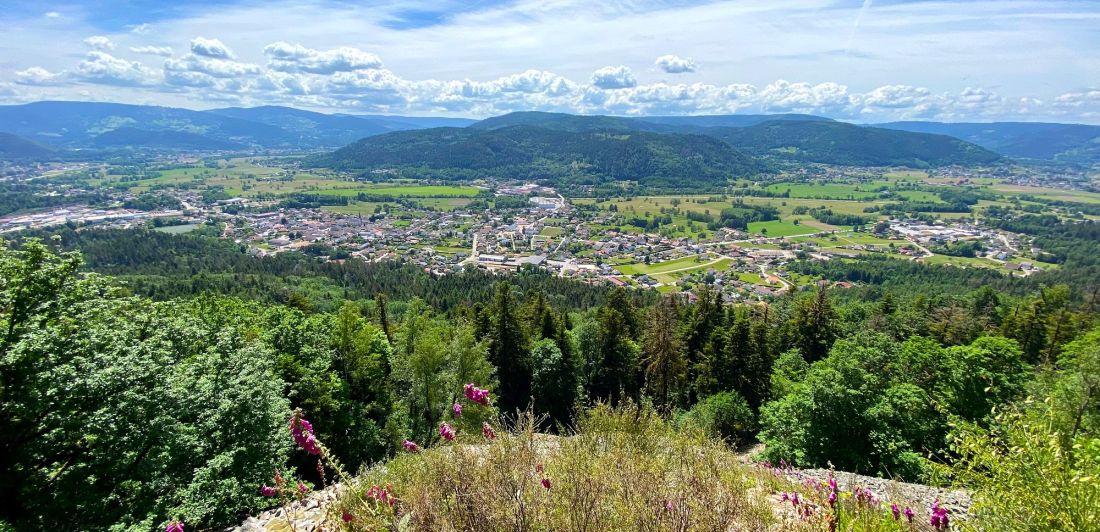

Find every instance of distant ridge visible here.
[876,121,1100,163]
[468,112,1001,167]
[0,132,57,160]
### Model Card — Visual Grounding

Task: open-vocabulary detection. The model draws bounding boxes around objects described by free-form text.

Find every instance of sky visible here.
[0,0,1098,122]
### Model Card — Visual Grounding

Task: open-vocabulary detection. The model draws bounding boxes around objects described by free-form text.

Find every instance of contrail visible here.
[844,0,874,56]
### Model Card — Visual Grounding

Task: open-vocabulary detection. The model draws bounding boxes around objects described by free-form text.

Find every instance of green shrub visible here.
[680,391,757,444]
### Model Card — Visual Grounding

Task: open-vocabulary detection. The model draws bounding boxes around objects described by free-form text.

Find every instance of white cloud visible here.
[15,66,67,86]
[189,37,235,59]
[590,65,636,89]
[75,51,159,86]
[654,54,696,74]
[130,46,174,57]
[263,42,383,74]
[83,35,115,51]
[44,11,61,18]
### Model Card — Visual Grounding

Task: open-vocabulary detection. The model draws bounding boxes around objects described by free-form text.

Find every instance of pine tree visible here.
[643,294,686,411]
[488,282,532,414]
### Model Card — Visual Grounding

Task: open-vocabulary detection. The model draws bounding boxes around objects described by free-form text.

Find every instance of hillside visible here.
[323,124,766,188]
[92,127,247,150]
[709,120,1003,167]
[0,132,56,160]
[0,101,473,153]
[471,111,833,133]
[877,121,1100,162]
[468,112,1002,168]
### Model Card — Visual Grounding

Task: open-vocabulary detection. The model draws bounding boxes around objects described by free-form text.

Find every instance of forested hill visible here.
[0,132,56,160]
[320,124,766,189]
[33,227,647,312]
[707,120,1002,167]
[876,120,1100,163]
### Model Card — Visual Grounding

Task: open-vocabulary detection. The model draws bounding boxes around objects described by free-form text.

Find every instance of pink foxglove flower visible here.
[452,402,463,417]
[403,439,420,452]
[165,521,184,532]
[261,485,276,497]
[904,506,915,523]
[439,422,456,441]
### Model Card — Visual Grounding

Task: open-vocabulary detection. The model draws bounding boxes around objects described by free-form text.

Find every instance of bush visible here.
[680,391,757,444]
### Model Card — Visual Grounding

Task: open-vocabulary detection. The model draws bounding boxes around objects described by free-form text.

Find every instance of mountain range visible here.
[0,101,1097,166]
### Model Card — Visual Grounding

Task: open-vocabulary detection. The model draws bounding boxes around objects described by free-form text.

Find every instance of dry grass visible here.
[327,405,921,531]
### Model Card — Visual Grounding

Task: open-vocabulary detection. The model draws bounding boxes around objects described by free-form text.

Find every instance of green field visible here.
[152,224,202,234]
[747,219,818,237]
[764,183,880,200]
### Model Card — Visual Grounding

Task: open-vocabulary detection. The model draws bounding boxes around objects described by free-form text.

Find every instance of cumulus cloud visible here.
[15,67,67,86]
[5,35,1095,121]
[590,65,636,89]
[83,35,115,51]
[130,45,174,57]
[654,54,696,74]
[75,51,158,86]
[189,37,235,59]
[263,42,383,74]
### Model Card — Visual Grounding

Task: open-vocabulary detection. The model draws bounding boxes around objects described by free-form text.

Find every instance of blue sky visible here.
[1,0,1098,122]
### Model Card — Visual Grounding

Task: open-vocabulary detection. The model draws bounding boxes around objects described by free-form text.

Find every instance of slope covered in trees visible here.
[2,232,1097,530]
[321,124,766,190]
[0,132,56,160]
[707,120,1003,167]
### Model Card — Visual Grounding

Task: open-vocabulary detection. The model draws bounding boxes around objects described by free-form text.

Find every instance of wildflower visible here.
[790,492,800,506]
[463,383,491,405]
[297,482,308,495]
[663,500,675,512]
[341,512,354,523]
[930,499,950,530]
[439,422,456,441]
[827,491,837,506]
[904,506,915,523]
[289,411,321,455]
[482,422,497,440]
[828,477,837,493]
[452,402,463,417]
[891,503,900,520]
[780,492,790,502]
[165,521,184,532]
[541,478,551,490]
[261,485,277,497]
[403,439,420,452]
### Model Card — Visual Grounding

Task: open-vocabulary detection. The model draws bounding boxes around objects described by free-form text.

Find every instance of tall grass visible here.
[329,404,930,531]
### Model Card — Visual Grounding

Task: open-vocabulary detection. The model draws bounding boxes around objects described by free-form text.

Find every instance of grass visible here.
[747,220,818,237]
[615,255,715,276]
[764,183,881,200]
[327,405,929,531]
[152,224,202,234]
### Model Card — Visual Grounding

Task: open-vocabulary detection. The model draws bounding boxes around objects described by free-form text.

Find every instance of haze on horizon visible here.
[0,0,1098,123]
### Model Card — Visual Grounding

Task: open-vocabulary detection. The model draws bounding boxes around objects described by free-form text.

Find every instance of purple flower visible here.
[452,402,463,417]
[289,412,321,455]
[828,477,837,493]
[403,439,420,452]
[341,512,354,523]
[463,383,491,405]
[828,492,837,505]
[261,485,276,497]
[891,502,900,520]
[165,521,184,532]
[904,506,915,523]
[482,422,497,440]
[541,478,551,490]
[439,422,456,441]
[930,499,951,530]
